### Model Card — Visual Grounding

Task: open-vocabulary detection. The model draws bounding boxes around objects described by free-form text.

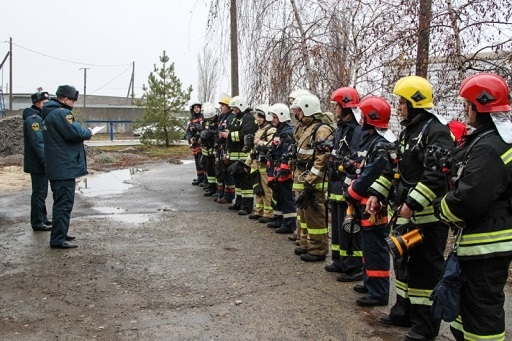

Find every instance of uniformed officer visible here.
[42,85,92,249]
[23,91,51,231]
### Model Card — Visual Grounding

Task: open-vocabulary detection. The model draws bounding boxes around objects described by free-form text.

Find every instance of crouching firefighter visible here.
[434,73,512,341]
[291,94,333,262]
[343,96,397,307]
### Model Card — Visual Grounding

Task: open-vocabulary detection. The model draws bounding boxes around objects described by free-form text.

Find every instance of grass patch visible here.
[94,144,192,160]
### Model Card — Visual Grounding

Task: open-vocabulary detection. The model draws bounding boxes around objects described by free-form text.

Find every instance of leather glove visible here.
[296,181,318,210]
[253,183,264,197]
[276,168,290,178]
[432,197,443,220]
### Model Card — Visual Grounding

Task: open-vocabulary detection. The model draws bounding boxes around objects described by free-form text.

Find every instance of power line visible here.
[9,42,132,67]
[89,64,133,95]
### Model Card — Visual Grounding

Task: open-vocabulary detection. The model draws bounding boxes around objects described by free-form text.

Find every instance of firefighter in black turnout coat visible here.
[368,76,454,341]
[435,73,512,341]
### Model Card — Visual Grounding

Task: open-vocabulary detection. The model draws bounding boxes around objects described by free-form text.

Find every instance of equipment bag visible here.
[429,227,465,322]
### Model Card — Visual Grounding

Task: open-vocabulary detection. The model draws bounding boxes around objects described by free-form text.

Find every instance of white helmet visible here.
[229,96,247,111]
[255,104,272,121]
[290,94,322,117]
[288,89,311,104]
[201,102,217,120]
[269,103,290,122]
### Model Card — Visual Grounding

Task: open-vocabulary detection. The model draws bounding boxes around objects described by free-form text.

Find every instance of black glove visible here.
[432,197,442,220]
[276,168,290,178]
[253,183,264,197]
[296,182,318,210]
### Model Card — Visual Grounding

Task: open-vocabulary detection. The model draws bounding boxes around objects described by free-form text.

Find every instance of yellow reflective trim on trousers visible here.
[409,182,436,208]
[307,228,328,234]
[283,212,297,218]
[450,317,463,334]
[501,147,512,165]
[329,193,345,201]
[256,203,264,208]
[207,176,216,182]
[259,167,266,172]
[331,244,340,251]
[464,329,506,341]
[301,222,307,228]
[408,287,433,306]
[395,280,409,298]
[340,250,363,257]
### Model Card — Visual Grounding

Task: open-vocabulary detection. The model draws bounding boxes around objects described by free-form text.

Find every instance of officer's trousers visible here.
[30,173,49,228]
[49,179,76,246]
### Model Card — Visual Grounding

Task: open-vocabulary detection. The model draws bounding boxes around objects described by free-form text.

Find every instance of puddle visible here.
[77,168,144,197]
[182,159,195,165]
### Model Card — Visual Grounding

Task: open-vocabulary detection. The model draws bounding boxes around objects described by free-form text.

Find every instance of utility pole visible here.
[9,37,12,111]
[416,0,432,78]
[230,0,239,96]
[126,61,135,104]
[80,67,89,108]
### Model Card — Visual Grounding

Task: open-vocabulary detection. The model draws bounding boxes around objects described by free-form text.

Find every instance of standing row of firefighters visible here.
[185,73,512,341]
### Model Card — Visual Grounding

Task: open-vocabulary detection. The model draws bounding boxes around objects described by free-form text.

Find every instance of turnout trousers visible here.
[330,199,363,274]
[450,255,512,341]
[387,222,448,338]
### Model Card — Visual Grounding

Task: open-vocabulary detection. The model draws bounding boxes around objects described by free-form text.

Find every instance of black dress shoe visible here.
[337,270,363,282]
[65,235,76,241]
[379,315,412,327]
[237,210,249,215]
[44,220,53,226]
[300,253,326,262]
[50,241,78,249]
[353,284,369,294]
[356,296,388,307]
[33,226,52,232]
[324,263,344,273]
[259,217,273,224]
[404,331,435,341]
[266,222,280,228]
[294,247,308,255]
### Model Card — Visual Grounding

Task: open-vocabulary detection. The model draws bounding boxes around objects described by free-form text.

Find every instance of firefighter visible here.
[186,101,205,186]
[367,76,454,341]
[215,95,235,203]
[324,87,365,282]
[199,102,219,196]
[434,73,512,341]
[246,105,276,222]
[266,103,297,233]
[221,96,258,213]
[291,94,333,262]
[288,89,310,242]
[343,96,397,307]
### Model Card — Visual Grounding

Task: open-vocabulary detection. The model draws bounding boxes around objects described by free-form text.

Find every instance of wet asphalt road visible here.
[1,161,511,340]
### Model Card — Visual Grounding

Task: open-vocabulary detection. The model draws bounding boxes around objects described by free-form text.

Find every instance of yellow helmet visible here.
[219,94,232,106]
[393,76,434,109]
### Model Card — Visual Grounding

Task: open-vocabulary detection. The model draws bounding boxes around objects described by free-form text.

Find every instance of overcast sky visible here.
[0,0,210,101]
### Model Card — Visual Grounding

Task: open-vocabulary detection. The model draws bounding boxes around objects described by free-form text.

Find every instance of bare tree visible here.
[197,47,219,103]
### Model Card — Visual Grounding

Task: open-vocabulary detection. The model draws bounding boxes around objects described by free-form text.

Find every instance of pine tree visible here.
[135,51,192,147]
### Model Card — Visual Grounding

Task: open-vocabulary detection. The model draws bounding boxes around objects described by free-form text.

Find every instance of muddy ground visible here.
[0,151,511,341]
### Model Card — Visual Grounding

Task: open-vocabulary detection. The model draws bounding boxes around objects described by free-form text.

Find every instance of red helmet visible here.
[330,87,360,108]
[459,73,511,113]
[359,96,391,129]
